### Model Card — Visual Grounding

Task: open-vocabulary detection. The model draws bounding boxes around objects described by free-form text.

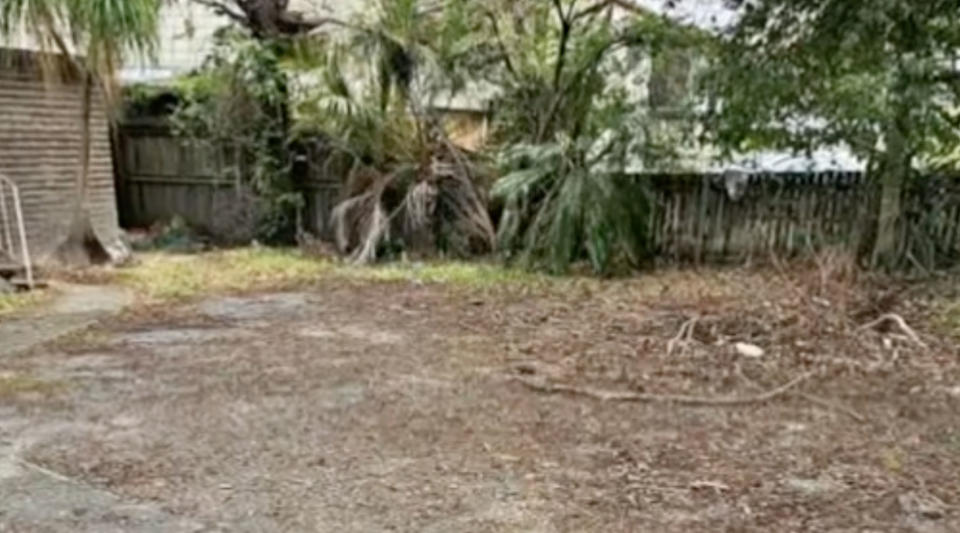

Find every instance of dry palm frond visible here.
[314,1,496,264]
[332,191,390,264]
[402,178,439,235]
[331,150,496,264]
[431,125,496,255]
[331,168,399,264]
[436,167,496,256]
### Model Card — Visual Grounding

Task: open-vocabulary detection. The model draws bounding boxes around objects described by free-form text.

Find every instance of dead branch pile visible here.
[505,249,955,419]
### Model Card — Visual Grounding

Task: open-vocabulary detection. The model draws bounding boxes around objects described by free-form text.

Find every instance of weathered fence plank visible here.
[643,171,960,270]
[115,121,342,241]
[115,125,959,270]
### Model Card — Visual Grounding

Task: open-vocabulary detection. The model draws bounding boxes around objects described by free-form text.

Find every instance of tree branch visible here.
[482,9,518,81]
[544,0,574,141]
[512,371,816,406]
[551,0,572,89]
[191,0,248,24]
[573,0,614,22]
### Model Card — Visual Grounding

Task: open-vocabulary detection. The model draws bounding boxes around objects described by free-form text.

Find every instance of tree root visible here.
[510,371,815,406]
[857,313,928,350]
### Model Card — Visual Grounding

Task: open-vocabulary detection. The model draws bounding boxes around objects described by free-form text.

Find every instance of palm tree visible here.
[0,0,160,263]
[316,0,495,263]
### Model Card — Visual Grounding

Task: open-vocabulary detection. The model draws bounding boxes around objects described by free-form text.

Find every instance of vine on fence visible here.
[168,30,302,244]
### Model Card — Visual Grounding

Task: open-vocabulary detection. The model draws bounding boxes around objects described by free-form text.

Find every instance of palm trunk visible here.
[78,70,92,205]
[55,70,104,264]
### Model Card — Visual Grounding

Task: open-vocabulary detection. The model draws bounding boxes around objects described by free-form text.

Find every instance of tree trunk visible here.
[55,70,110,265]
[78,70,92,204]
[872,114,908,268]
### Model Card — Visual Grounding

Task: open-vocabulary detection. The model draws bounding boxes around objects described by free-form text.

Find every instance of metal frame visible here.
[0,173,34,289]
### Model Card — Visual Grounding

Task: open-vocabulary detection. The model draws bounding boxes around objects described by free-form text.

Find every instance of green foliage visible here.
[494,136,649,274]
[704,0,960,266]
[446,0,701,274]
[705,0,960,165]
[70,0,159,75]
[170,30,302,244]
[131,215,207,253]
[296,0,480,167]
[296,47,422,170]
[0,0,160,94]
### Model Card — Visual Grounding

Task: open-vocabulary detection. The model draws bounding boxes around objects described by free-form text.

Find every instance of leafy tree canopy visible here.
[705,0,960,168]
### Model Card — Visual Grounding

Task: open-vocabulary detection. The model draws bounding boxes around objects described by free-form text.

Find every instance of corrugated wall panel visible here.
[0,50,124,263]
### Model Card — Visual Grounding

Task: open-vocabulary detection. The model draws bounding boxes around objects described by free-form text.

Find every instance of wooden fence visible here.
[114,122,960,269]
[645,171,960,269]
[115,119,342,241]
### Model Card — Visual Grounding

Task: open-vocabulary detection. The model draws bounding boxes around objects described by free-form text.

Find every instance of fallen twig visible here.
[667,316,698,356]
[735,364,866,423]
[510,371,815,406]
[797,391,867,423]
[690,480,731,492]
[857,313,928,350]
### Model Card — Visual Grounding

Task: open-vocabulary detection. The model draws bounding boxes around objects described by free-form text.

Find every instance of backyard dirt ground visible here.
[1,261,959,532]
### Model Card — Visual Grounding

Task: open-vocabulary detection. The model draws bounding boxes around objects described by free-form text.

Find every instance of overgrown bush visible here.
[494,137,650,274]
[169,29,303,244]
[455,0,700,274]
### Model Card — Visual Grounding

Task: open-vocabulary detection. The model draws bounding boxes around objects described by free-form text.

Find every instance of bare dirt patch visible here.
[1,267,958,532]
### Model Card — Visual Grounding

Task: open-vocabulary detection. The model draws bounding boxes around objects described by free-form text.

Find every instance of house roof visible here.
[715,148,866,173]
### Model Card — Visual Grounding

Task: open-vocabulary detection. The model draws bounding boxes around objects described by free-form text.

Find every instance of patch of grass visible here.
[0,290,49,318]
[879,447,905,473]
[943,430,960,456]
[0,373,66,398]
[54,248,795,312]
[106,248,551,303]
[116,248,334,302]
[339,260,548,290]
[46,325,114,353]
[933,300,960,341]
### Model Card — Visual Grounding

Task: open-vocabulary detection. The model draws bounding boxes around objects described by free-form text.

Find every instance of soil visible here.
[1,269,958,532]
